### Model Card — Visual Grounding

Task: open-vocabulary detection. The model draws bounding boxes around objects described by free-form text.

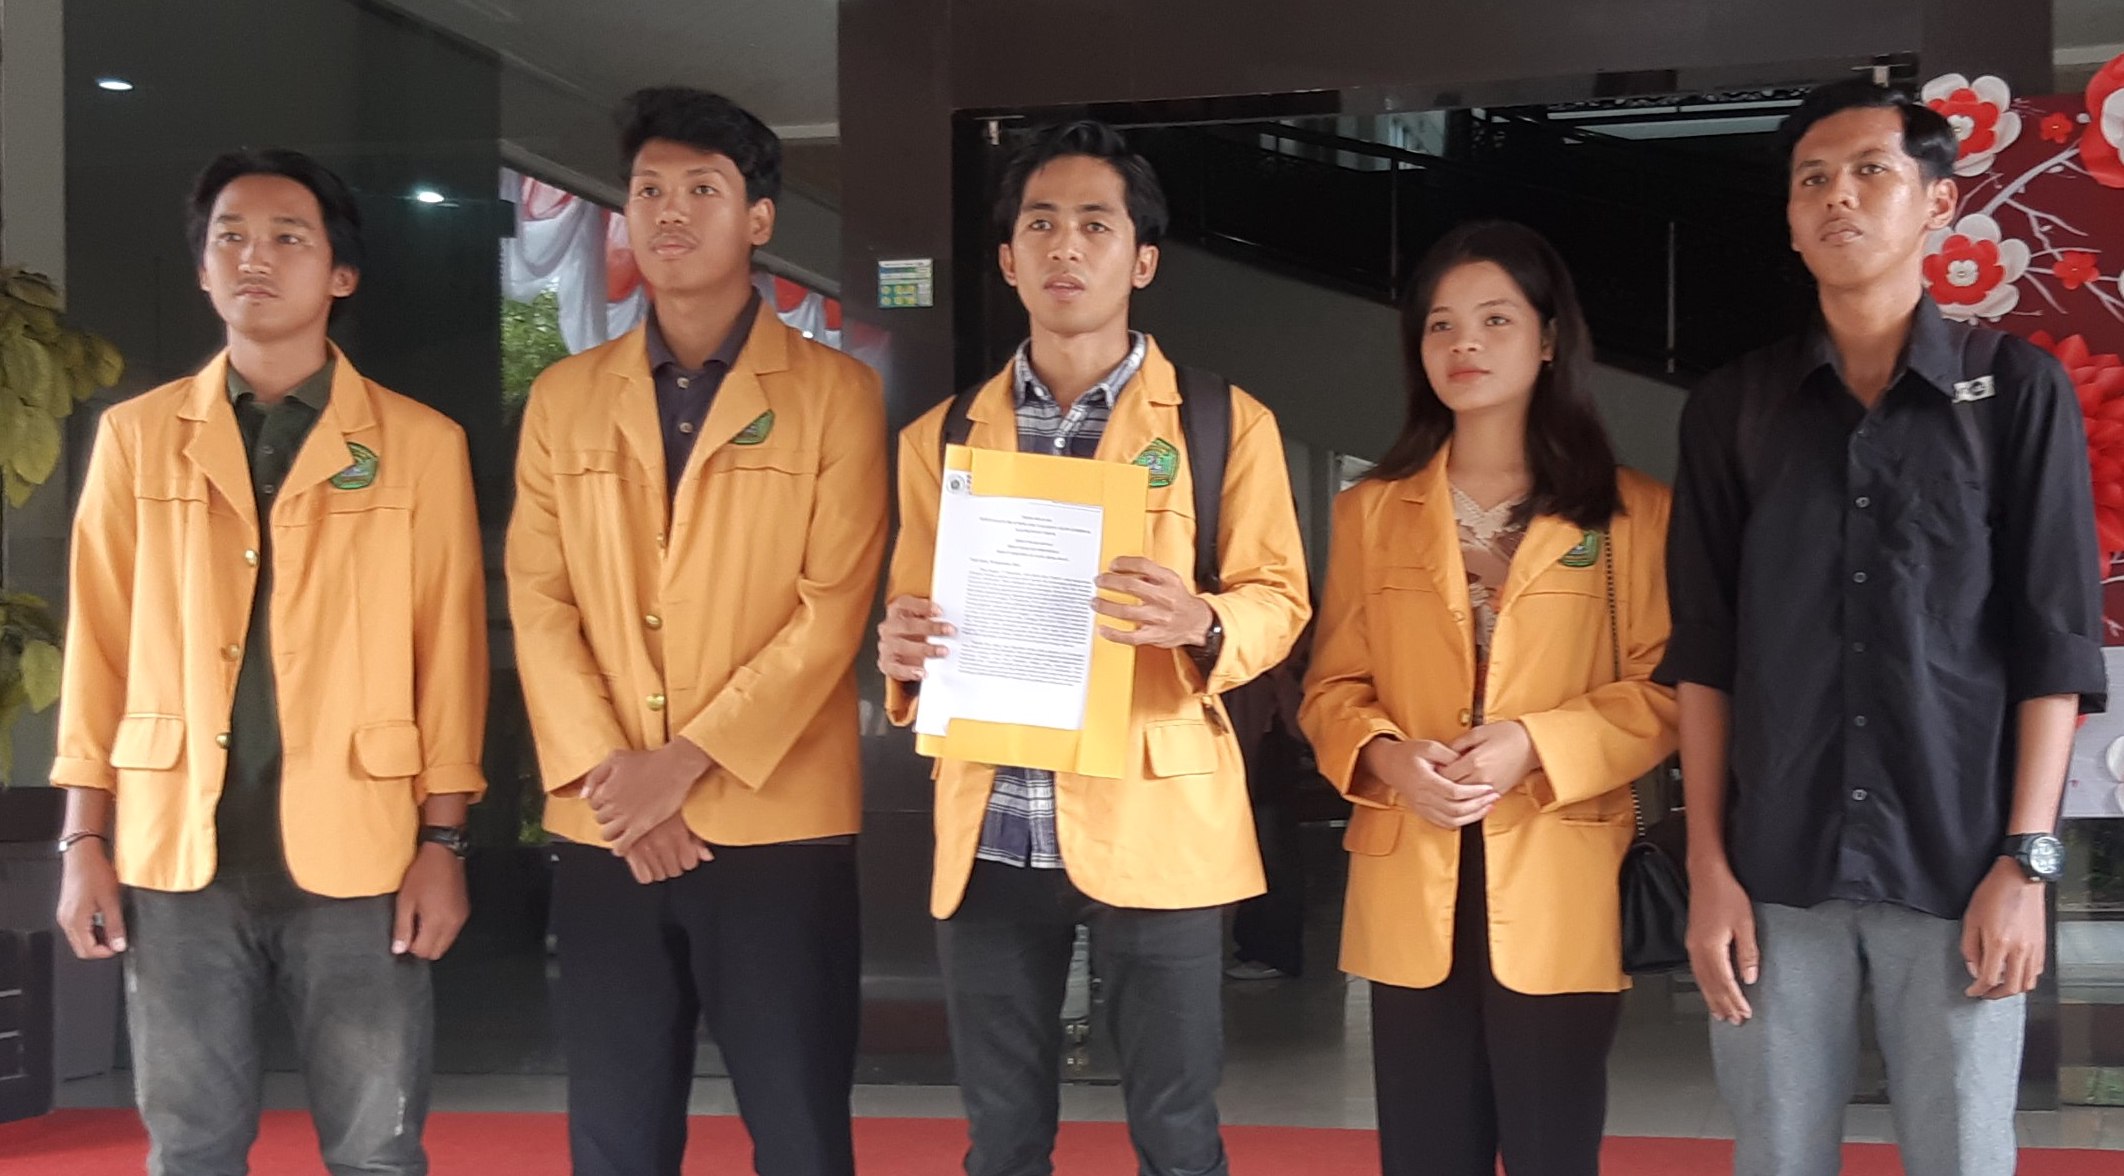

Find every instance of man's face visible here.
[197,173,356,342]
[999,154,1157,337]
[626,138,775,301]
[1787,106,1955,292]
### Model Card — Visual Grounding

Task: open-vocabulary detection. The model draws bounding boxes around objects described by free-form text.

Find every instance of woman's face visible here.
[1418,259,1555,419]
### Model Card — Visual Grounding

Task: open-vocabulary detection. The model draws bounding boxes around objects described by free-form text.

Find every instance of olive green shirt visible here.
[215,359,334,877]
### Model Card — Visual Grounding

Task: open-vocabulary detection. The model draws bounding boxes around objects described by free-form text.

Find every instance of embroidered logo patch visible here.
[1559,530,1603,568]
[329,442,378,491]
[732,410,775,446]
[1132,438,1180,489]
[1952,375,1997,404]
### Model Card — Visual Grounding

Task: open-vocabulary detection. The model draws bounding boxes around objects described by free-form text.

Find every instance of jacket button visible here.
[215,732,231,749]
[223,643,241,660]
[646,694,666,711]
[644,614,663,630]
[1458,708,1473,726]
[242,549,259,567]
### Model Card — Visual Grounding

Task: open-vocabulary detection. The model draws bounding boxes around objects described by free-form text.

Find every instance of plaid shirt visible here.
[975,332,1149,869]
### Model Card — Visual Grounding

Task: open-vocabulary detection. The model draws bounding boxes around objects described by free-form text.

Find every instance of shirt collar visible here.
[646,289,761,375]
[1012,331,1149,408]
[227,356,335,413]
[1799,293,1963,400]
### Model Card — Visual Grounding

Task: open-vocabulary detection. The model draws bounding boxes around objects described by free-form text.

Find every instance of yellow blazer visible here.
[506,301,888,846]
[53,350,488,898]
[885,338,1312,917]
[1300,449,1677,994]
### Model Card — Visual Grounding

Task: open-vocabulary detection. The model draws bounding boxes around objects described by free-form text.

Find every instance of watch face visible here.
[2029,835,2064,879]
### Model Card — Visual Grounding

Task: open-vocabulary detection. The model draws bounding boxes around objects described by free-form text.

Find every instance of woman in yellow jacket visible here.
[1301,220,1678,1176]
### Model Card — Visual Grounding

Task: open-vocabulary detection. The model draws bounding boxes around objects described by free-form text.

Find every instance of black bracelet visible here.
[57,831,110,855]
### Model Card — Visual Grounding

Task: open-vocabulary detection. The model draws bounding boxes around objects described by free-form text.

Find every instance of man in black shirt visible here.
[1660,80,2105,1175]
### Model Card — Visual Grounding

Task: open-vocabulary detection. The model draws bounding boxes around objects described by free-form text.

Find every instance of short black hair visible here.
[617,87,781,204]
[992,120,1168,249]
[1777,78,1960,184]
[186,148,364,272]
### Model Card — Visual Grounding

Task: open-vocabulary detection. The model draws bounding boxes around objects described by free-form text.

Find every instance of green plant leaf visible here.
[18,640,59,711]
[84,332,124,389]
[0,333,55,407]
[0,677,24,784]
[1,593,60,645]
[7,404,60,486]
[5,271,63,310]
[17,304,59,342]
[3,466,35,508]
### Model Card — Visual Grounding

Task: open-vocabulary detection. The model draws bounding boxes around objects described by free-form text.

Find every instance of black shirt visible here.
[217,360,334,877]
[1656,297,2106,918]
[644,291,759,504]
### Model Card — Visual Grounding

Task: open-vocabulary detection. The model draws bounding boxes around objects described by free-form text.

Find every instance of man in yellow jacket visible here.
[52,149,487,1176]
[507,88,887,1176]
[877,121,1310,1176]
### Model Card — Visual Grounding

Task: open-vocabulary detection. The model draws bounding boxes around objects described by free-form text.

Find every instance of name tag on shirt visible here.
[1951,376,1997,404]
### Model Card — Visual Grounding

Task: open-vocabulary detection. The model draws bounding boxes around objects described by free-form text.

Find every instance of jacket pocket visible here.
[1143,718,1217,778]
[353,721,425,780]
[1342,806,1402,856]
[109,714,185,770]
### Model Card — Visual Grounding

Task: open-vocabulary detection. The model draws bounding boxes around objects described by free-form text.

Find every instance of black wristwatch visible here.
[1187,613,1225,677]
[2000,832,2064,883]
[418,825,471,859]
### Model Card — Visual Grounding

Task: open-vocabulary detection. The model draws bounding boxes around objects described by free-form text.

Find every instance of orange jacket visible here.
[1301,450,1677,993]
[506,303,888,846]
[885,339,1312,916]
[53,350,488,898]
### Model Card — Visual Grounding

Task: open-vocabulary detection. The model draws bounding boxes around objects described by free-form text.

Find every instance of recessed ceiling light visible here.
[413,189,446,205]
[96,78,135,92]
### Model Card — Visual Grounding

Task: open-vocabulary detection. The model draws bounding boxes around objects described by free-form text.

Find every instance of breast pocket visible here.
[1912,474,1993,622]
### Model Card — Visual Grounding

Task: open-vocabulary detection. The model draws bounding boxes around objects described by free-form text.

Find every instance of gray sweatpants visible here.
[1710,900,2025,1176]
[124,870,433,1176]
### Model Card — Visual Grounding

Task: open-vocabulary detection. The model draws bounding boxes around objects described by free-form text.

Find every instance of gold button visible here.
[223,643,242,660]
[644,614,662,630]
[1458,708,1473,726]
[677,421,695,435]
[243,549,259,567]
[215,732,231,749]
[646,693,666,711]
[656,531,667,548]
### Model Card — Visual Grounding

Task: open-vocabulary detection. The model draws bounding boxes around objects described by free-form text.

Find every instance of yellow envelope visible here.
[915,443,1149,778]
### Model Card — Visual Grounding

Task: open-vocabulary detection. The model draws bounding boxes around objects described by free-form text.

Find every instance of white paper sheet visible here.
[915,467,1105,737]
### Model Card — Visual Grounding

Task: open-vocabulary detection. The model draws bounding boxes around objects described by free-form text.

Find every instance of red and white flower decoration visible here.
[1924,214,2031,321]
[1924,74,2023,176]
[2085,56,2124,189]
[2031,332,2124,557]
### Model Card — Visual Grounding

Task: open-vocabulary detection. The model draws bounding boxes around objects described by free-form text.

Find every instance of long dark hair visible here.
[1367,220,1620,530]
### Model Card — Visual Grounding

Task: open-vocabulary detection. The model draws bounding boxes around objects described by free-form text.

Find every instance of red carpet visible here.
[2,1110,2119,1174]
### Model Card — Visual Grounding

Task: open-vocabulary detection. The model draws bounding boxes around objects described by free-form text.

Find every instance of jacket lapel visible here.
[176,353,258,536]
[1499,514,1595,613]
[599,328,667,507]
[961,366,1020,453]
[1396,446,1473,619]
[1092,343,1181,489]
[693,301,784,461]
[275,348,381,507]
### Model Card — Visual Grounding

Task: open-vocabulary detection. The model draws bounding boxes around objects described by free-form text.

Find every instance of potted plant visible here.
[0,265,123,1115]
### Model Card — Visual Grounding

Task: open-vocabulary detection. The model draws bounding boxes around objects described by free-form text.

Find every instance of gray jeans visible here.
[1710,900,2025,1176]
[124,871,433,1176]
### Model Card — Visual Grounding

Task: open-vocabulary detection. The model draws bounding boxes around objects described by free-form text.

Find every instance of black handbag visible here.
[1603,531,1692,976]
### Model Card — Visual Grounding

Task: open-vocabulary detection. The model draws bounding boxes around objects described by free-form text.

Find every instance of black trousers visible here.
[937,861,1229,1176]
[552,840,860,1176]
[1231,729,1307,977]
[1371,826,1623,1176]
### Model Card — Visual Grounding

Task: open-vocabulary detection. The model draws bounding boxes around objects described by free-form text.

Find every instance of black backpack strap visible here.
[937,385,981,470]
[1173,364,1233,594]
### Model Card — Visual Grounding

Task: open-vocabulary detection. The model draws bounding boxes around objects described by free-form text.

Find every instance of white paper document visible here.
[915,468,1106,737]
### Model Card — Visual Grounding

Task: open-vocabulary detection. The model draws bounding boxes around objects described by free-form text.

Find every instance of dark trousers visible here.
[937,862,1229,1176]
[1231,740,1306,976]
[124,871,432,1176]
[552,840,860,1176]
[1371,826,1623,1176]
